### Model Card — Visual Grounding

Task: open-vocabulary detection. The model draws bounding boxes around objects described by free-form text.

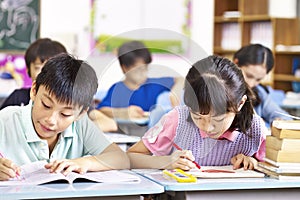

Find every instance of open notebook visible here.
[186,165,265,178]
[0,161,140,186]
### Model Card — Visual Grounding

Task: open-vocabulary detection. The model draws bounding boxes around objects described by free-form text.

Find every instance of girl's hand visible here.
[230,154,258,170]
[167,150,196,170]
[0,158,20,181]
[45,157,94,176]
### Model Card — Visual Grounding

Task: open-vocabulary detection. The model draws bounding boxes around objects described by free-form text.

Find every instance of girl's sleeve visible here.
[142,109,179,156]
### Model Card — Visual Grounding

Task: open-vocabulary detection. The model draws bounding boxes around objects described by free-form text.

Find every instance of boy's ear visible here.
[30,81,37,101]
[238,95,247,111]
[75,108,89,121]
[120,64,127,73]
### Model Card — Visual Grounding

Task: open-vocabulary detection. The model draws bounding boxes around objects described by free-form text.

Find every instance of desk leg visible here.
[173,188,300,200]
[54,195,140,200]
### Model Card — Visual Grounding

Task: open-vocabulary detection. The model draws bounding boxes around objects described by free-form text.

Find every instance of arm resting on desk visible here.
[99,105,146,119]
[127,141,196,170]
[46,143,130,175]
[93,143,130,170]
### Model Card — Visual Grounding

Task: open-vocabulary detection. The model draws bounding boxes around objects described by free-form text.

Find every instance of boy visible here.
[0,38,117,132]
[0,38,67,109]
[0,53,129,181]
[96,40,183,120]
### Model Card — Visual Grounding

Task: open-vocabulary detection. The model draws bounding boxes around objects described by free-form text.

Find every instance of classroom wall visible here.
[39,0,214,93]
[40,0,214,59]
[22,0,300,95]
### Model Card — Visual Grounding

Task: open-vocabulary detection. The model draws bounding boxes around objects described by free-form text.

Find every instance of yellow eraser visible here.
[163,169,197,183]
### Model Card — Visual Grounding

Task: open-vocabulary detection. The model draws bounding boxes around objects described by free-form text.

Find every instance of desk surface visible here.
[104,132,140,144]
[133,169,300,191]
[0,171,164,200]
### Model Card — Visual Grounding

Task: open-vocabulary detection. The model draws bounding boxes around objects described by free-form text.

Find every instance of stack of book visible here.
[256,120,300,180]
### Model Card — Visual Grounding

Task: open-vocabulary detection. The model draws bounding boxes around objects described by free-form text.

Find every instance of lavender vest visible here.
[173,106,263,166]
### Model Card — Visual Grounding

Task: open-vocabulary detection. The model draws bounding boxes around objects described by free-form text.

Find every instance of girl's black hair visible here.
[233,43,274,106]
[184,55,255,133]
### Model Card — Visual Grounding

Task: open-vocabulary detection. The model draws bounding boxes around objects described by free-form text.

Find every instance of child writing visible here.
[127,55,266,170]
[0,53,129,181]
[233,44,291,125]
[96,40,183,120]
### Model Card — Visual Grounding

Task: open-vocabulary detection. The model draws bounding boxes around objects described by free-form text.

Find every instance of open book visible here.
[0,161,140,186]
[186,165,265,178]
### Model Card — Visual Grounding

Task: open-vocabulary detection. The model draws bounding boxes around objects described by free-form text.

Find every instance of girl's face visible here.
[240,64,267,88]
[122,59,148,86]
[189,110,236,139]
[30,84,84,144]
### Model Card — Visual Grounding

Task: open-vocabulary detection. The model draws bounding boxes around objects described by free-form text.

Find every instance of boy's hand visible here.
[230,153,257,170]
[0,158,20,181]
[128,105,145,118]
[45,157,91,176]
[167,150,196,170]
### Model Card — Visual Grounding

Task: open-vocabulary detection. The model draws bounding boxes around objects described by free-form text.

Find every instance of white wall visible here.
[40,0,214,58]
[39,0,214,93]
[40,0,91,58]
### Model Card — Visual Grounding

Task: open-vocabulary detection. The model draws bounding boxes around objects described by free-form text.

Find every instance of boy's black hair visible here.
[184,55,255,133]
[25,38,67,77]
[233,43,274,73]
[117,41,152,68]
[35,53,98,112]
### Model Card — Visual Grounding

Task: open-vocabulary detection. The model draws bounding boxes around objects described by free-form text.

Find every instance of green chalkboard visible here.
[0,0,40,52]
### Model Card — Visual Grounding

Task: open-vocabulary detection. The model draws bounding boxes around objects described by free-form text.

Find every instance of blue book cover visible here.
[292,57,300,93]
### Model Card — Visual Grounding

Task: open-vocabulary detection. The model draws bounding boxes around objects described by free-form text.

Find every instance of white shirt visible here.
[0,102,111,166]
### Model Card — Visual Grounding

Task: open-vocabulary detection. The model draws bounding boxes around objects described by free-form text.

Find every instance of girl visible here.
[127,55,266,170]
[233,44,291,125]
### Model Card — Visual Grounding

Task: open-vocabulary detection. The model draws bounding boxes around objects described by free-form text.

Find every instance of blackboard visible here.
[0,0,40,52]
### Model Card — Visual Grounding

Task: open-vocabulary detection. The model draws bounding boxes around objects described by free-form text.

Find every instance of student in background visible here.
[233,44,291,125]
[127,55,266,170]
[96,40,183,121]
[0,38,117,132]
[0,53,129,181]
[0,38,67,109]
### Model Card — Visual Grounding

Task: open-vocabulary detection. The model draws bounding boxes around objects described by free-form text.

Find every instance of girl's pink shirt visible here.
[142,108,266,161]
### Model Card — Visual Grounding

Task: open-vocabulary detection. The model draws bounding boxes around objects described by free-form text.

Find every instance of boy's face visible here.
[30,84,85,141]
[29,58,45,80]
[122,59,148,86]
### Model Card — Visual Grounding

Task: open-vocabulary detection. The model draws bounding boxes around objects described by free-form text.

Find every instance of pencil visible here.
[0,152,21,179]
[172,142,201,169]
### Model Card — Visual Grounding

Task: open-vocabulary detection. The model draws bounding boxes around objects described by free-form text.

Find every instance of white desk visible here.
[0,171,164,200]
[115,117,149,137]
[104,132,140,151]
[134,169,300,200]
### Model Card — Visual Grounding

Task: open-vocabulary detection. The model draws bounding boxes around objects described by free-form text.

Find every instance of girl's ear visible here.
[238,95,247,111]
[233,58,239,65]
[30,81,37,101]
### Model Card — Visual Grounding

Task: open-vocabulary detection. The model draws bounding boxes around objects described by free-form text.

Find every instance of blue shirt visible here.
[0,101,112,166]
[254,84,291,125]
[97,77,174,111]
